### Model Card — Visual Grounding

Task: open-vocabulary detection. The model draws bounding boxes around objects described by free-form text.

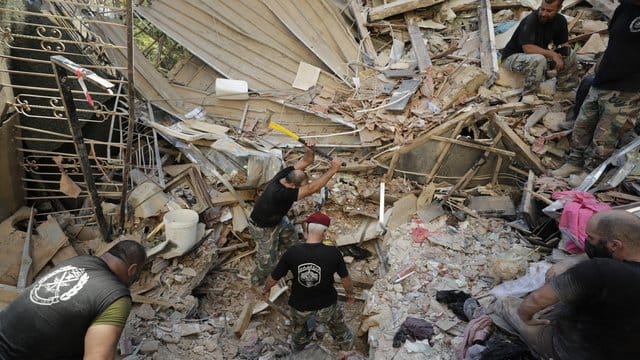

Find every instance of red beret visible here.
[306,212,331,227]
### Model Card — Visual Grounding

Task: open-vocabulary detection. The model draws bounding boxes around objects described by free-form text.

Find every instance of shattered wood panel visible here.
[0,114,24,223]
[395,129,506,185]
[262,0,359,84]
[171,86,362,146]
[437,65,488,110]
[478,0,499,85]
[136,1,344,92]
[368,0,445,21]
[191,0,330,73]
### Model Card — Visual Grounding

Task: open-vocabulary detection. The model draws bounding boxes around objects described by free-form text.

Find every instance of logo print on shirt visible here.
[30,265,89,305]
[631,17,640,33]
[298,263,321,288]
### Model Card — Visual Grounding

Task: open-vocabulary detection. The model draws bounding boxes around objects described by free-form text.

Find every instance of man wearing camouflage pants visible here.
[553,0,640,181]
[249,145,342,286]
[501,0,578,95]
[263,213,354,352]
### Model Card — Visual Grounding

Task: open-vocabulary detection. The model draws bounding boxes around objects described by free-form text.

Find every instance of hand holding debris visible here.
[330,157,343,169]
[552,52,564,71]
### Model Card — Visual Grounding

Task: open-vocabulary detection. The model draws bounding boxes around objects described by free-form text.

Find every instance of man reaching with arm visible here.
[249,144,343,286]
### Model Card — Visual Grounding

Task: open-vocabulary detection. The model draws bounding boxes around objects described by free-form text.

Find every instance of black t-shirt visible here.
[250,166,299,228]
[502,11,568,60]
[593,0,640,91]
[550,258,640,360]
[0,256,130,359]
[271,243,349,311]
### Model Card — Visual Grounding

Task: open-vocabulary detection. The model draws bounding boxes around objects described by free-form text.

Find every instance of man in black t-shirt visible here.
[263,212,354,352]
[501,0,578,95]
[553,0,640,179]
[488,210,640,359]
[0,240,146,359]
[249,145,343,285]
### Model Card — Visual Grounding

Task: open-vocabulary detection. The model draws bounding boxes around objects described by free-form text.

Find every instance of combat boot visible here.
[551,163,583,177]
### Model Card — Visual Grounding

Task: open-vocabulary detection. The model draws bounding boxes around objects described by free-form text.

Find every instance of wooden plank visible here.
[233,299,256,337]
[377,108,480,163]
[368,0,445,22]
[424,121,465,184]
[349,0,378,64]
[50,244,78,265]
[491,114,544,174]
[437,64,488,110]
[405,16,432,73]
[31,217,70,282]
[478,0,499,85]
[0,284,22,304]
[0,114,24,223]
[430,135,516,157]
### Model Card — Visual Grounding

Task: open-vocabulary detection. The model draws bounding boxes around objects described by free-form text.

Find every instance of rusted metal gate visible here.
[0,0,159,223]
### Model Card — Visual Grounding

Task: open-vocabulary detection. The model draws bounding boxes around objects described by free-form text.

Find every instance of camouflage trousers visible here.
[291,303,353,351]
[502,49,578,93]
[567,87,640,169]
[249,216,297,286]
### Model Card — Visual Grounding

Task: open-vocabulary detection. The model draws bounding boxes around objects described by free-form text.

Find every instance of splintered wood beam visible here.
[405,15,432,73]
[233,299,256,338]
[367,0,445,22]
[492,114,545,174]
[424,121,465,184]
[350,0,377,64]
[478,0,498,86]
[430,135,516,157]
[377,109,480,163]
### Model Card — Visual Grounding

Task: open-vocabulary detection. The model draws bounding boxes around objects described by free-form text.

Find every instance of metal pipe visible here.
[51,56,112,242]
[118,0,135,234]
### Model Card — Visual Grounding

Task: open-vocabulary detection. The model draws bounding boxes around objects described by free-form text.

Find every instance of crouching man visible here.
[488,210,640,359]
[0,240,147,359]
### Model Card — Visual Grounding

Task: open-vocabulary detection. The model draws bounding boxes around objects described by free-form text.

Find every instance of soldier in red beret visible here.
[262,212,354,352]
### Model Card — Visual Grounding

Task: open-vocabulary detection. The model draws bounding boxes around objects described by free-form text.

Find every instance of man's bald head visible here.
[285,169,308,187]
[588,210,640,248]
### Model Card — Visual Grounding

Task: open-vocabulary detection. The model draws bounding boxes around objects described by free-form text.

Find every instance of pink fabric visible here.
[551,191,611,253]
[457,315,493,360]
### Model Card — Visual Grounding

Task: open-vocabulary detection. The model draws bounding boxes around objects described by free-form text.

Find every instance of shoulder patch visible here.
[30,265,89,305]
[630,16,640,33]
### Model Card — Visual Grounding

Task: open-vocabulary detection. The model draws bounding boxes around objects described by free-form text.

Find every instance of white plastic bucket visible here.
[163,209,199,253]
[215,78,249,100]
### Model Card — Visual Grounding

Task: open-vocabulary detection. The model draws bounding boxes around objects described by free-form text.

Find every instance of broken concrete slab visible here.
[468,196,516,217]
[387,194,418,228]
[437,65,488,110]
[577,33,607,54]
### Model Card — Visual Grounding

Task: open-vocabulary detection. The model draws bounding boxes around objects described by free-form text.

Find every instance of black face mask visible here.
[585,240,612,259]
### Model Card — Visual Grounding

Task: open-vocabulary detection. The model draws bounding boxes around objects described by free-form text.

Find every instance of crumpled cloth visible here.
[552,191,611,253]
[457,315,493,360]
[392,317,434,348]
